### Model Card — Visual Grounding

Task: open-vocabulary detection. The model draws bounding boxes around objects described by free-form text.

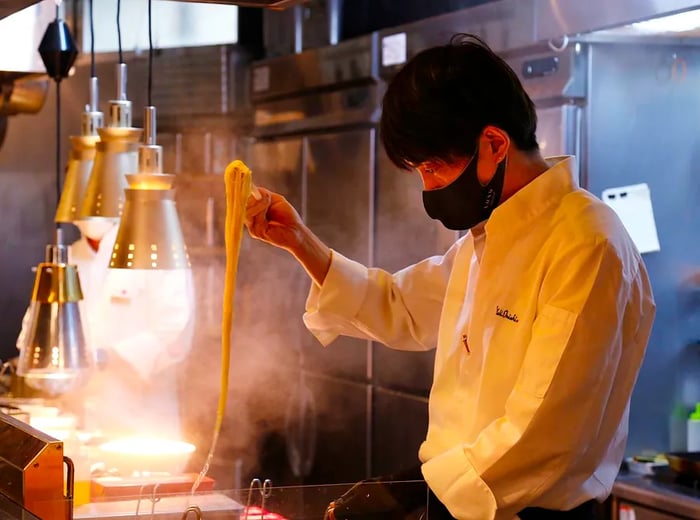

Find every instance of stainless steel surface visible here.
[251,33,377,102]
[130,46,252,121]
[117,63,127,102]
[503,44,586,185]
[613,475,700,518]
[504,45,587,104]
[375,0,700,77]
[534,0,700,43]
[144,106,157,146]
[251,34,379,137]
[0,412,69,520]
[583,41,700,454]
[110,173,190,270]
[253,84,381,138]
[108,63,133,128]
[90,76,98,112]
[0,0,40,20]
[536,104,582,162]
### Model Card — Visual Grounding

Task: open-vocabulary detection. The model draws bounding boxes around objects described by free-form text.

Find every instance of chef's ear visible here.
[476,126,510,184]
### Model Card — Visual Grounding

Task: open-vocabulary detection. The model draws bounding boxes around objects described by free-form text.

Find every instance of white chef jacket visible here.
[304,156,655,520]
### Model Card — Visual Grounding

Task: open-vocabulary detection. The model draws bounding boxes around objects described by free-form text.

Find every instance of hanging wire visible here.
[89,0,95,77]
[148,0,153,107]
[117,0,123,63]
[54,4,62,212]
[55,80,61,209]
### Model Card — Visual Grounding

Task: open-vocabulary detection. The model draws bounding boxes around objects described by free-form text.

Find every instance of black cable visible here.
[117,0,123,63]
[89,0,95,78]
[53,5,61,214]
[56,80,61,213]
[148,0,152,107]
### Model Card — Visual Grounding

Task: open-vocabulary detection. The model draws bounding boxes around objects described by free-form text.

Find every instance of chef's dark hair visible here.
[380,33,539,170]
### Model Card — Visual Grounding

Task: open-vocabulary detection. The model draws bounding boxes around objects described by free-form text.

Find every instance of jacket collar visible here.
[483,155,578,240]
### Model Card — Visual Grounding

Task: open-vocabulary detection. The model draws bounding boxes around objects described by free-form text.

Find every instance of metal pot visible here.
[665,451,700,479]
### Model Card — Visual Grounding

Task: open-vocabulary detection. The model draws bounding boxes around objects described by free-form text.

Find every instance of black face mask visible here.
[422,147,506,231]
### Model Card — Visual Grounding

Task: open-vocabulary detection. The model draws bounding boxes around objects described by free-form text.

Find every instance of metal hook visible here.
[547,34,569,53]
[244,478,262,520]
[261,479,272,513]
[244,478,274,519]
[149,483,162,520]
[134,482,162,518]
[180,505,203,520]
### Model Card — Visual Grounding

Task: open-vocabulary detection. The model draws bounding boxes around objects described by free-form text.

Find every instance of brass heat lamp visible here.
[110,107,189,269]
[17,8,91,395]
[79,63,142,223]
[55,77,103,223]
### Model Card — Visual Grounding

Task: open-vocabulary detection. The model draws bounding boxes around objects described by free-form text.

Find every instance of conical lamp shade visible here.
[110,173,190,269]
[80,126,142,221]
[17,245,91,396]
[55,135,99,223]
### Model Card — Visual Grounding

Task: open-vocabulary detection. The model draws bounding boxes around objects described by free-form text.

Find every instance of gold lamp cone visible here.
[55,135,99,223]
[110,172,190,269]
[17,242,91,396]
[79,126,142,221]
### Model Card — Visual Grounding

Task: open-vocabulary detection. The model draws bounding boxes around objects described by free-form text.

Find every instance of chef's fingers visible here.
[246,186,271,210]
[245,197,277,242]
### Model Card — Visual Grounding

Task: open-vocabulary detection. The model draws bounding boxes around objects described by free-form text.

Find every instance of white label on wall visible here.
[252,66,270,93]
[382,32,407,67]
[602,183,661,254]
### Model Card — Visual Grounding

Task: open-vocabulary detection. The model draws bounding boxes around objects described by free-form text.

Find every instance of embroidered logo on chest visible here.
[496,306,519,323]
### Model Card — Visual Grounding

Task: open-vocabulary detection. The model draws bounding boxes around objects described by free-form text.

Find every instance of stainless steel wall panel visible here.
[251,33,377,102]
[302,129,373,382]
[585,42,700,454]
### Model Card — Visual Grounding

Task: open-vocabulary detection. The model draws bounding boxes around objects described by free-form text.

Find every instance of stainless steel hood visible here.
[0,1,56,146]
[0,0,40,20]
[168,0,309,9]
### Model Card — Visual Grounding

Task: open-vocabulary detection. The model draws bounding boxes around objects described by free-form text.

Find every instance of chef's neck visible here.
[499,149,551,204]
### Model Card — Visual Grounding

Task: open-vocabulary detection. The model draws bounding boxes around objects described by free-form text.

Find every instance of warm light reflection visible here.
[129,177,173,190]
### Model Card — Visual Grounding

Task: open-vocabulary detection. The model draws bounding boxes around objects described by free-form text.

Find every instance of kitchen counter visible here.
[613,472,700,518]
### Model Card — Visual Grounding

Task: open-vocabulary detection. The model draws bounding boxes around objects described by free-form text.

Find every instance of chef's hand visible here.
[325,476,427,520]
[245,187,332,286]
[245,187,305,252]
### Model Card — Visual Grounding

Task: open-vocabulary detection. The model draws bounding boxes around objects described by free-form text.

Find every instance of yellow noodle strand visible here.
[192,160,252,494]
